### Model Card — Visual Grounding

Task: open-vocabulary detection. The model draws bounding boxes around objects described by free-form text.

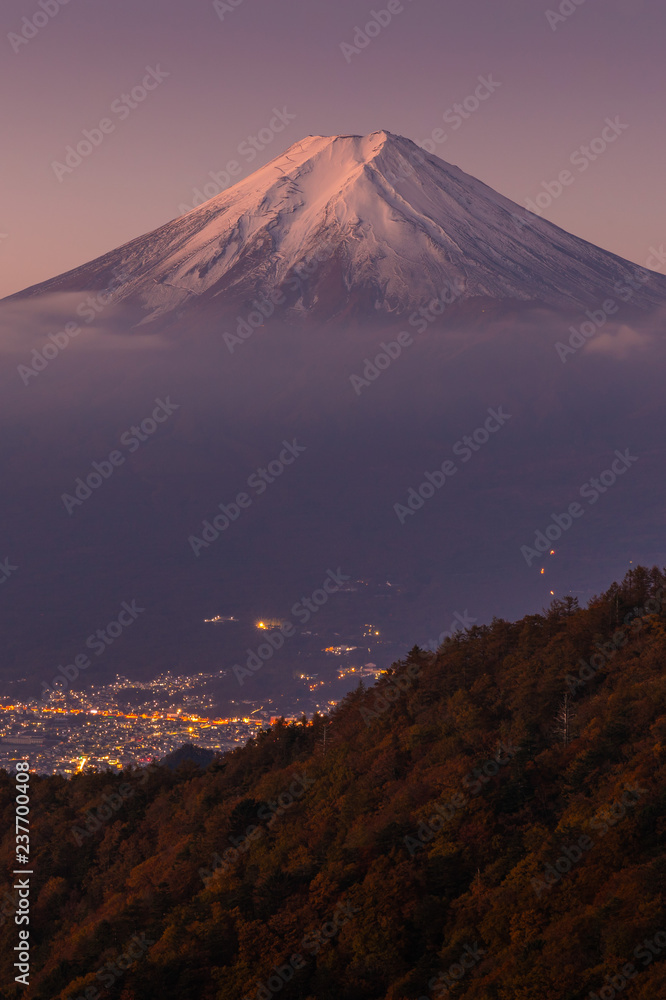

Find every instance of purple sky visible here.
[1,0,664,298]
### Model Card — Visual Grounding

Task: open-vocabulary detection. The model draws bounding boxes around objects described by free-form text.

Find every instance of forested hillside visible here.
[1,567,665,1000]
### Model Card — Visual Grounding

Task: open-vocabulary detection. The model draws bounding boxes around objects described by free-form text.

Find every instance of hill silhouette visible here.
[160,743,218,772]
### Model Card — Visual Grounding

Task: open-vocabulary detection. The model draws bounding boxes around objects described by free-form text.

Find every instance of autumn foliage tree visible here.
[0,567,665,1000]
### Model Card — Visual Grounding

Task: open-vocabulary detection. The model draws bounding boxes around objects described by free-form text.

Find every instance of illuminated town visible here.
[0,598,401,774]
[0,696,262,776]
[0,658,386,774]
[0,668,328,775]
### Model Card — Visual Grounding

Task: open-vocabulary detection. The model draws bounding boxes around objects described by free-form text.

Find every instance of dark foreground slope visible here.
[1,567,666,1000]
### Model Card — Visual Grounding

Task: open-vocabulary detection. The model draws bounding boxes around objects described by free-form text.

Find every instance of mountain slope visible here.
[2,567,665,1000]
[9,131,666,322]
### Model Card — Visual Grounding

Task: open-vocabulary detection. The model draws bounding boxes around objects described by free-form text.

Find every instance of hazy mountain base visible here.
[0,294,665,701]
[1,566,665,999]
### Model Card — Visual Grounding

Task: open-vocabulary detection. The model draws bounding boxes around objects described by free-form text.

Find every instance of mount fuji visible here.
[10,130,666,323]
[1,132,666,706]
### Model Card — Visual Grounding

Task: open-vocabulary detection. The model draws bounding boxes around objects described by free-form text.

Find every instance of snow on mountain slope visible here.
[9,131,666,321]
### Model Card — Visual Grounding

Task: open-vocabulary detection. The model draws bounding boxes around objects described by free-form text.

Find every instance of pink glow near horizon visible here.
[0,0,664,298]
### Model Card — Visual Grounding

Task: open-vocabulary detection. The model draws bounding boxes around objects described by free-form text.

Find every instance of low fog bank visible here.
[0,293,664,701]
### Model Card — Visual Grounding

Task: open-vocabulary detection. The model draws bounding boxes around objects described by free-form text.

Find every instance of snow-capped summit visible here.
[10,130,666,320]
